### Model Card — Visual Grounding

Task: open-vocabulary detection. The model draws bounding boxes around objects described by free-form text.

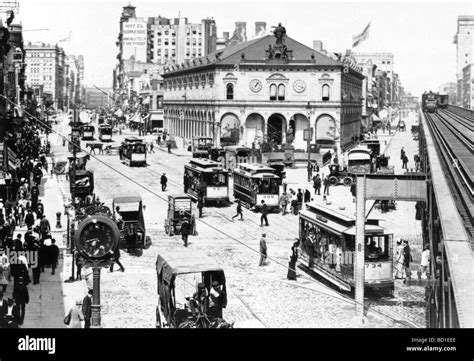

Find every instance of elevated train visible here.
[421,91,449,113]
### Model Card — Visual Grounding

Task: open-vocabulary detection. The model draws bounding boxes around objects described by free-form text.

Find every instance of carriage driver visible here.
[189,283,209,315]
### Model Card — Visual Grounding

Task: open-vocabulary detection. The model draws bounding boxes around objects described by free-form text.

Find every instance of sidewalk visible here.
[10,128,90,328]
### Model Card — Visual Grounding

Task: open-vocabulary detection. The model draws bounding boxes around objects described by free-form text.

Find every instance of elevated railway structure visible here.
[420,106,474,328]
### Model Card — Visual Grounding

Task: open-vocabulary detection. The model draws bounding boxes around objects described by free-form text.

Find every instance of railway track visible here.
[423,110,474,244]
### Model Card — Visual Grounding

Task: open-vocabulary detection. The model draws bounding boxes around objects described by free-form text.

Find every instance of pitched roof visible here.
[164,35,343,75]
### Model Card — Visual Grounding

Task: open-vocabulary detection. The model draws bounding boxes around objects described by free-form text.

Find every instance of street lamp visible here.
[303,127,314,182]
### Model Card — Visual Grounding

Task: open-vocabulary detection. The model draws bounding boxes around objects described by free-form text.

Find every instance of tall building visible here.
[453,16,474,106]
[24,42,66,108]
[462,63,474,109]
[352,52,394,80]
[147,16,217,64]
[84,87,112,108]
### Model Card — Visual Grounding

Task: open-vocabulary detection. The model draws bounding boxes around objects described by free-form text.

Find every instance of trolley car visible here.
[184,158,229,206]
[422,91,438,113]
[120,137,147,167]
[98,124,113,142]
[232,163,281,211]
[81,125,95,140]
[299,202,394,294]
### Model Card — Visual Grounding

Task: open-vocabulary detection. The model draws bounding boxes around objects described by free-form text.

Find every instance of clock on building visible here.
[293,80,306,93]
[249,79,262,93]
[74,215,120,261]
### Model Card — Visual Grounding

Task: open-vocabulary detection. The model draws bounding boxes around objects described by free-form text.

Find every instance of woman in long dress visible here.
[67,300,84,328]
[0,254,10,293]
[394,240,405,279]
[287,242,299,280]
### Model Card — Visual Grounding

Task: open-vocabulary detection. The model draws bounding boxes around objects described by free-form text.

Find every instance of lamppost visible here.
[303,127,313,182]
[74,215,120,328]
[12,48,23,107]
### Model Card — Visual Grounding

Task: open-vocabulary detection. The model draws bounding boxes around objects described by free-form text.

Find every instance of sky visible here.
[12,0,474,97]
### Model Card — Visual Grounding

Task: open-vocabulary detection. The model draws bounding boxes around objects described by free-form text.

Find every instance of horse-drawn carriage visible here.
[155,252,232,328]
[164,194,196,236]
[112,194,151,253]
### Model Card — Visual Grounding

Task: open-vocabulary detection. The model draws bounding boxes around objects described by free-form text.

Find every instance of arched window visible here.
[226,83,234,100]
[278,84,285,101]
[269,84,277,101]
[322,84,330,101]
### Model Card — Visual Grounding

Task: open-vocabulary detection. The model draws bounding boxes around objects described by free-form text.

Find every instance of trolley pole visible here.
[91,266,102,328]
[354,175,366,324]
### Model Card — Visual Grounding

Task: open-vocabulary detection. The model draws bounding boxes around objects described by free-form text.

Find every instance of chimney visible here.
[313,40,323,52]
[255,22,266,37]
[234,22,247,42]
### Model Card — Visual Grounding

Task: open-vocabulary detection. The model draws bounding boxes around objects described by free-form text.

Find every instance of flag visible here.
[59,31,72,43]
[352,22,370,48]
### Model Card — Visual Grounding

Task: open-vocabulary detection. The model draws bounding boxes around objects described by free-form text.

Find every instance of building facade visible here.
[24,42,66,109]
[84,87,112,108]
[148,16,216,65]
[453,16,474,106]
[462,63,474,109]
[162,33,363,156]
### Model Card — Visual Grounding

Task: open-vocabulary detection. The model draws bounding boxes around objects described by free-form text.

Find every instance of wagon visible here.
[164,194,196,236]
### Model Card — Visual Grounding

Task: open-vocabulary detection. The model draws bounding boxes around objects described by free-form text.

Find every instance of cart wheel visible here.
[343,177,353,186]
[328,176,338,186]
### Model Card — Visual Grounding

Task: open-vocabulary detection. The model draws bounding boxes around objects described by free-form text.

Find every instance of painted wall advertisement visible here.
[122,21,147,62]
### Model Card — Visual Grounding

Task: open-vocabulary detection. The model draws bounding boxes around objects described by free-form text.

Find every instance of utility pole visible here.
[354,175,366,324]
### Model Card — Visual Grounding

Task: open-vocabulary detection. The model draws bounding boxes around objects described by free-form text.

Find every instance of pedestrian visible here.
[419,245,430,280]
[167,141,171,154]
[65,300,84,328]
[279,192,288,215]
[0,254,10,293]
[402,240,413,284]
[24,209,35,230]
[50,239,59,275]
[307,162,313,181]
[160,173,168,191]
[39,215,51,240]
[323,176,330,196]
[287,241,299,280]
[314,161,320,174]
[402,154,408,170]
[350,182,356,203]
[231,199,243,221]
[109,247,125,272]
[75,252,82,280]
[312,174,321,195]
[81,290,93,329]
[297,189,303,211]
[260,200,269,227]
[181,218,190,247]
[150,142,154,153]
[197,196,204,218]
[400,147,405,161]
[304,189,311,203]
[259,233,267,266]
[12,276,29,325]
[414,154,420,171]
[290,191,298,215]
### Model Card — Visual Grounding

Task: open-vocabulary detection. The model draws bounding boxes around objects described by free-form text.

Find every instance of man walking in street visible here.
[323,175,330,196]
[402,154,409,170]
[231,199,243,221]
[24,210,35,230]
[260,200,269,227]
[259,234,267,266]
[160,173,168,191]
[181,218,190,247]
[402,240,413,284]
[167,141,172,154]
[197,196,204,218]
[312,174,321,195]
[39,215,50,240]
[279,192,288,215]
[50,238,60,275]
[82,289,92,329]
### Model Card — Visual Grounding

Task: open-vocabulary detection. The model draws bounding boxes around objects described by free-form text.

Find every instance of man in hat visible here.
[160,173,168,192]
[190,283,208,315]
[260,200,269,227]
[208,281,225,318]
[259,234,267,266]
[82,289,93,329]
[402,240,413,284]
[181,218,190,247]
